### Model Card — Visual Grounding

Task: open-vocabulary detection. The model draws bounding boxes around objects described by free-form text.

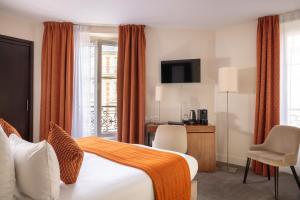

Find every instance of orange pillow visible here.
[0,118,21,137]
[47,122,83,184]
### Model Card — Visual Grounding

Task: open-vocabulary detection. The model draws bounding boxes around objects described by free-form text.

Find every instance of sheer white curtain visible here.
[280,10,300,173]
[72,25,97,138]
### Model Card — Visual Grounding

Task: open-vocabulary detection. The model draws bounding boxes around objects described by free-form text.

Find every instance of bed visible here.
[59,145,198,200]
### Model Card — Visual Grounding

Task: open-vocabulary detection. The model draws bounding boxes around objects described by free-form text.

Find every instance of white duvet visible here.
[59,145,198,200]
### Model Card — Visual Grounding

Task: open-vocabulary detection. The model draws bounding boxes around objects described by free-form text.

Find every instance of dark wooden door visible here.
[0,35,33,141]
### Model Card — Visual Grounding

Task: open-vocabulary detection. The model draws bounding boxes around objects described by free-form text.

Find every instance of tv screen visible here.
[161,59,201,83]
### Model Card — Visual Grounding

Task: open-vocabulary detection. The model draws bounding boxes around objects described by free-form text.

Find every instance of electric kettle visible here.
[189,110,196,122]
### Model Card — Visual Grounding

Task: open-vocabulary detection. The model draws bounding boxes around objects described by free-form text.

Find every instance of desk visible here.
[145,123,216,172]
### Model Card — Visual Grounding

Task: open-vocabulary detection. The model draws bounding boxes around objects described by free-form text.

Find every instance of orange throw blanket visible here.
[77,137,191,200]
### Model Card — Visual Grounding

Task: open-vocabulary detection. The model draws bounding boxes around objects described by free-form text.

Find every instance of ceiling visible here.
[0,0,300,29]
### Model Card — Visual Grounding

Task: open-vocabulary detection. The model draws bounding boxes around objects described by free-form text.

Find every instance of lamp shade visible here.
[218,67,238,92]
[155,86,163,101]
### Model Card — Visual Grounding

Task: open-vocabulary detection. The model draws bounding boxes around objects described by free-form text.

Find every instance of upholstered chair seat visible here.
[152,125,187,154]
[243,125,300,200]
[247,150,296,167]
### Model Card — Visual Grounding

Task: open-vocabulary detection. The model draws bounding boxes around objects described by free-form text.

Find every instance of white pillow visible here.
[0,126,15,200]
[9,134,60,200]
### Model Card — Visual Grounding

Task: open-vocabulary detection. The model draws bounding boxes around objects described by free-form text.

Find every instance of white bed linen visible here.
[59,145,198,200]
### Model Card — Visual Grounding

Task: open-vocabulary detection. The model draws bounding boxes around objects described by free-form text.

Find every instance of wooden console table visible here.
[145,123,216,172]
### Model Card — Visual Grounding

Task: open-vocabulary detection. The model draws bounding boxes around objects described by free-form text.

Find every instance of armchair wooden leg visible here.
[267,165,271,180]
[274,167,279,200]
[290,166,300,190]
[243,158,251,184]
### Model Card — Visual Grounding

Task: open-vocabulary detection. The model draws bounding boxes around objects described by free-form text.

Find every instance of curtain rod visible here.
[73,23,118,27]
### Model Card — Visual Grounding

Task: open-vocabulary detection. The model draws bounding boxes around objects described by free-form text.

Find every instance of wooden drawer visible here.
[187,132,216,172]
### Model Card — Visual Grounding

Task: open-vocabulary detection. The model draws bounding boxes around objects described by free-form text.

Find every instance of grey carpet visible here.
[196,166,300,200]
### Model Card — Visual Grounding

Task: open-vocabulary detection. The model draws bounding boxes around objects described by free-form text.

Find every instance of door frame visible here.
[0,35,33,141]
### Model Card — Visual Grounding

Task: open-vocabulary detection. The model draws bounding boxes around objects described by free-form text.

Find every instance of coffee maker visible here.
[197,109,208,125]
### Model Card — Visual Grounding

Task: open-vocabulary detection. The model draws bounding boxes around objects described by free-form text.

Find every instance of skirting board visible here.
[191,180,197,200]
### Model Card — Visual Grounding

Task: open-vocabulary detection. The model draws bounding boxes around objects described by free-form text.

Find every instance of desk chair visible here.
[152,125,187,154]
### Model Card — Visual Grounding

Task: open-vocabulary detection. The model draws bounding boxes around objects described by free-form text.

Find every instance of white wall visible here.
[145,24,257,167]
[0,11,43,142]
[145,27,216,124]
[215,21,257,165]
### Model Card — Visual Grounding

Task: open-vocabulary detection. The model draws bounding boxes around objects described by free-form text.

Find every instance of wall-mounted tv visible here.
[161,59,201,83]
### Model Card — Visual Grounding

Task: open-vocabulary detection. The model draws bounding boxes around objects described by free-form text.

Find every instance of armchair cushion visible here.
[249,143,266,151]
[247,150,296,167]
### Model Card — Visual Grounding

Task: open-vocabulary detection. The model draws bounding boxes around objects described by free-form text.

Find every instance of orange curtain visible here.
[40,22,74,141]
[117,25,146,144]
[252,16,280,176]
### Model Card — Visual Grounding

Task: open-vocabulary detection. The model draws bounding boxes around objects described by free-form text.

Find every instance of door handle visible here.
[26,99,29,112]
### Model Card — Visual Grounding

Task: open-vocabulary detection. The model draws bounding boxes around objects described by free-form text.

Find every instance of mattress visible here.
[59,145,198,200]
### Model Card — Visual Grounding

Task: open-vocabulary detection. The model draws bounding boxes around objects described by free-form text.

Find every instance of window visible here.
[280,12,300,173]
[97,44,118,137]
[86,43,97,135]
[87,41,118,138]
[280,18,300,127]
[73,27,118,138]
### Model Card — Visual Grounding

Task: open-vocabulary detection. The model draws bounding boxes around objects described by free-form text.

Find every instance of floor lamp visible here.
[218,67,238,173]
[155,86,163,122]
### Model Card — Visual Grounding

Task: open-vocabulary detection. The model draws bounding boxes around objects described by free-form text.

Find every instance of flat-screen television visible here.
[161,59,201,83]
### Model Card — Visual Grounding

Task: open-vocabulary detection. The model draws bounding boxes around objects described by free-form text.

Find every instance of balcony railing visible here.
[288,108,300,127]
[100,105,117,134]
